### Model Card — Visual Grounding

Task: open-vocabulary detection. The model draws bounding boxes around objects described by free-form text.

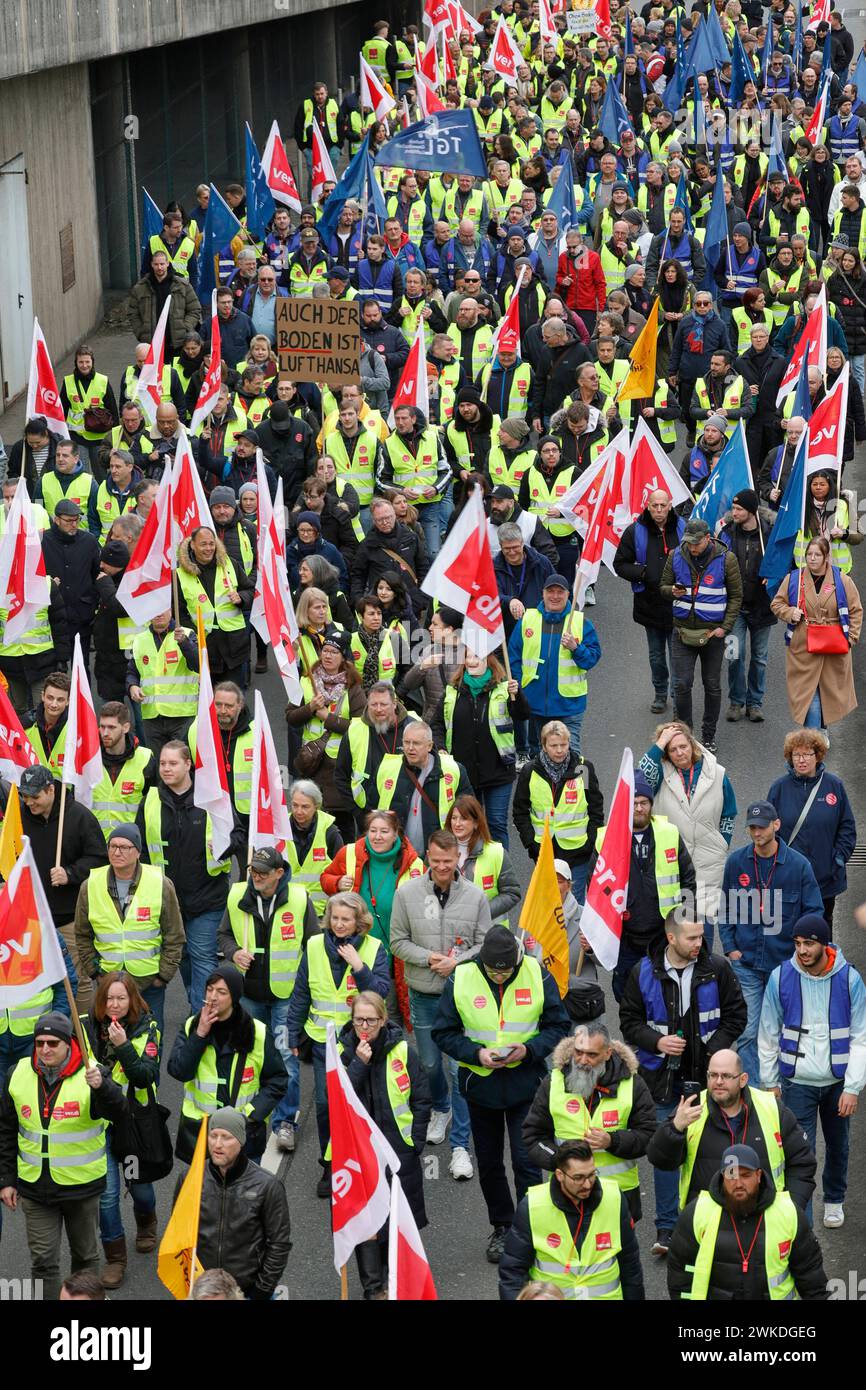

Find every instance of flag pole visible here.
[54,781,68,872]
[341,1263,349,1300]
[172,568,181,628]
[61,976,91,1062]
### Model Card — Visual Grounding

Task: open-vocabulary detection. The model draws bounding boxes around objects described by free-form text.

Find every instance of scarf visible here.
[357,626,383,689]
[685,309,714,354]
[361,836,404,954]
[463,668,493,695]
[313,667,347,704]
[539,748,571,783]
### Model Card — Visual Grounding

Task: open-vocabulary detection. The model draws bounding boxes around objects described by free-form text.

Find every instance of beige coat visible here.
[770,568,863,725]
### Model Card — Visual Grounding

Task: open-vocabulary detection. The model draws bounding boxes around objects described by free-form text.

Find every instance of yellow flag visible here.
[157,1116,207,1299]
[616,298,658,403]
[0,785,23,880]
[519,815,569,998]
[195,601,207,659]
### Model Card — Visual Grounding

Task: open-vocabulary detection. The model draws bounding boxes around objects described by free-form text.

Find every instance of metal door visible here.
[0,153,34,409]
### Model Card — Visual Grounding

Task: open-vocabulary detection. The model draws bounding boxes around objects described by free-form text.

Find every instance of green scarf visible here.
[463,668,493,695]
[361,837,403,955]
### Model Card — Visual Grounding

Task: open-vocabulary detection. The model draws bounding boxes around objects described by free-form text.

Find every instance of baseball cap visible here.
[250,847,285,873]
[721,1144,761,1174]
[553,859,572,881]
[683,517,710,542]
[328,266,350,281]
[542,573,570,591]
[19,766,54,797]
[745,800,777,827]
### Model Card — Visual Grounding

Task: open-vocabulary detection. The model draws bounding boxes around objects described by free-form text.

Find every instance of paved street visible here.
[2,314,864,1300]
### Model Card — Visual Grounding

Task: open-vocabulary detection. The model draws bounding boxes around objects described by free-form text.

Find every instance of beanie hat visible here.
[108,824,142,851]
[732,488,759,514]
[705,413,728,434]
[206,964,244,1009]
[500,416,530,442]
[34,1011,73,1041]
[733,221,752,240]
[208,1107,247,1144]
[792,912,831,945]
[479,925,520,971]
[209,486,237,509]
[633,771,655,802]
[296,510,322,532]
[100,540,129,567]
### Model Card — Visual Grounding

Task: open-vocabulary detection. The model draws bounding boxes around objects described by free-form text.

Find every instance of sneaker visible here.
[275,1121,296,1153]
[650,695,668,713]
[584,584,596,606]
[703,740,718,754]
[255,656,268,674]
[823,1203,845,1228]
[651,1228,672,1256]
[486,1226,509,1264]
[515,752,530,771]
[726,703,745,722]
[449,1146,474,1181]
[746,706,765,722]
[426,1110,451,1145]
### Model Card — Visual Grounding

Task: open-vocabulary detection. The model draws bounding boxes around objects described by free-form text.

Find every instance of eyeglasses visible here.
[35,1039,62,1048]
[792,751,816,760]
[354,1017,381,1027]
[707,1071,742,1082]
[108,842,135,852]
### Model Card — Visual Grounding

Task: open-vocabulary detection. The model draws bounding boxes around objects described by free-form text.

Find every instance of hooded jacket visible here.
[441,397,495,485]
[498,1172,645,1301]
[667,1170,828,1301]
[619,939,748,1103]
[253,416,316,507]
[759,942,866,1092]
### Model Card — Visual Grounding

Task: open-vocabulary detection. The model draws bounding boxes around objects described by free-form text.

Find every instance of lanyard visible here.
[562,1200,586,1275]
[753,848,778,922]
[728,1210,764,1276]
[679,764,698,800]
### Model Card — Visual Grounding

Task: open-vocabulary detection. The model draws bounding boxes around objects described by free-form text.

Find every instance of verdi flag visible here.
[0,840,67,1006]
[374,110,488,179]
[519,815,568,997]
[245,124,275,239]
[580,747,635,971]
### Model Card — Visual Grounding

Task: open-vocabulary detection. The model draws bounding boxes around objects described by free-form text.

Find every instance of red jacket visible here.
[556,248,606,313]
[319,835,422,897]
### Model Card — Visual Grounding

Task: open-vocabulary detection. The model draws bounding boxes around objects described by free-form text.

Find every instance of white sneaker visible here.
[823,1202,845,1228]
[426,1110,451,1145]
[584,585,596,606]
[449,1146,474,1181]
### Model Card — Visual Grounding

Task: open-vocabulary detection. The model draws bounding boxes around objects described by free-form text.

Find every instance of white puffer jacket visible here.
[652,747,727,918]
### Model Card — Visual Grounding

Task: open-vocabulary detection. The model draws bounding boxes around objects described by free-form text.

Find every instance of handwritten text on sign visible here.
[276,298,360,387]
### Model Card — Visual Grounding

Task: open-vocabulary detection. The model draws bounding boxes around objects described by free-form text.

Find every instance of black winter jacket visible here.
[92,566,130,698]
[430,681,530,789]
[350,522,429,613]
[646,1084,817,1210]
[586,820,696,950]
[194,1153,292,1298]
[167,1004,288,1163]
[513,751,604,868]
[498,1174,645,1300]
[217,870,319,1005]
[21,786,107,922]
[619,940,747,1104]
[255,417,316,507]
[717,518,776,627]
[613,510,684,631]
[137,780,246,917]
[6,434,58,494]
[528,329,591,423]
[667,1171,828,1300]
[42,524,102,633]
[829,265,866,356]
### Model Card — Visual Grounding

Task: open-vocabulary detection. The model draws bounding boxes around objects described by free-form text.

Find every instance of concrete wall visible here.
[0,0,364,80]
[0,63,102,367]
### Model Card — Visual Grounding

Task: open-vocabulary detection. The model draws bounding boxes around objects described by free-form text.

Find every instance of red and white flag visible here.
[26,319,69,440]
[450,0,483,34]
[423,0,452,36]
[485,16,523,84]
[580,746,635,970]
[389,320,430,425]
[192,637,234,859]
[170,429,210,550]
[777,285,828,404]
[64,634,101,808]
[538,0,558,46]
[615,417,692,531]
[326,1022,401,1271]
[388,1175,437,1301]
[804,73,831,143]
[555,448,613,532]
[116,463,173,625]
[491,268,526,358]
[595,0,613,38]
[421,485,504,656]
[400,96,413,129]
[0,684,39,786]
[0,840,67,1009]
[440,33,457,83]
[418,40,440,88]
[415,71,447,116]
[249,690,292,855]
[806,0,831,30]
[311,121,337,205]
[0,480,51,646]
[574,430,629,603]
[262,120,302,212]
[252,482,302,703]
[133,294,171,428]
[360,55,397,120]
[806,361,848,483]
[190,292,222,434]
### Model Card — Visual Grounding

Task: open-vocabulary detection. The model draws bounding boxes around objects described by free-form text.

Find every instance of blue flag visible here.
[623,12,634,58]
[691,82,706,149]
[792,0,803,71]
[598,78,633,145]
[373,110,488,179]
[363,156,389,236]
[663,17,689,113]
[673,172,694,233]
[198,184,242,304]
[705,7,731,67]
[690,422,754,535]
[141,187,163,261]
[729,31,754,105]
[852,48,866,100]
[820,31,833,84]
[759,429,807,593]
[316,134,371,245]
[546,164,579,238]
[702,167,729,290]
[791,352,814,423]
[245,125,275,240]
[768,114,788,177]
[760,21,774,88]
[684,20,718,82]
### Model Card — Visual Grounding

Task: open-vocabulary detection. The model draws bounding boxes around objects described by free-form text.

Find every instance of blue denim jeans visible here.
[479,782,513,850]
[645,627,674,699]
[417,499,447,558]
[804,688,825,730]
[570,859,590,904]
[727,617,771,709]
[408,989,471,1150]
[99,1130,156,1243]
[781,1078,850,1205]
[654,1097,681,1230]
[139,983,166,1036]
[179,909,223,1012]
[729,958,772,1085]
[529,710,583,757]
[851,354,865,396]
[241,997,300,1129]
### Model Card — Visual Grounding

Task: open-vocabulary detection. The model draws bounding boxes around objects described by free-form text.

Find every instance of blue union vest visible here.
[632,518,685,592]
[777,958,851,1080]
[784,566,850,645]
[671,549,728,623]
[635,956,721,1071]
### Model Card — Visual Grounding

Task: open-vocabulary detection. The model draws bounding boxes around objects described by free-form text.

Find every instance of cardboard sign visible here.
[276,298,360,386]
